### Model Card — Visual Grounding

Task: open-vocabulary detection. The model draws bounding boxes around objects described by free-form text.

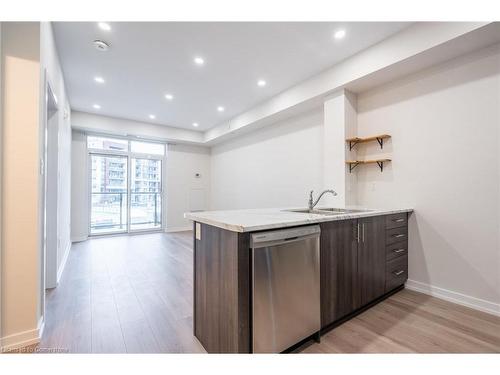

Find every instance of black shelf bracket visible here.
[349,160,388,173]
[376,137,385,149]
[349,137,386,150]
[349,140,359,151]
[348,162,360,173]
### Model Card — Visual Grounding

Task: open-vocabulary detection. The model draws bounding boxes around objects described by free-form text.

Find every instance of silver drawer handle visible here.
[393,270,405,276]
[393,248,406,253]
[393,234,405,238]
[393,218,405,222]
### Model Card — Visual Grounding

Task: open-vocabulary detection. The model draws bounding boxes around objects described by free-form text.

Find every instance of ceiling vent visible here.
[93,40,110,52]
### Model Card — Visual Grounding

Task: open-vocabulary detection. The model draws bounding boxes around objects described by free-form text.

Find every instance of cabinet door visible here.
[358,216,386,306]
[320,220,358,327]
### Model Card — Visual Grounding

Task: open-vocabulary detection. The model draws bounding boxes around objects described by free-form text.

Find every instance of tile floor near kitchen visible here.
[39,232,500,353]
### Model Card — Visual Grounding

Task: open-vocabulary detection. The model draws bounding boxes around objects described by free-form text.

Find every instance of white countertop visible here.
[184,207,413,232]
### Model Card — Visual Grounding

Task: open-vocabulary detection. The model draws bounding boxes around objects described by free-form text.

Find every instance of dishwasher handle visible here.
[250,225,320,248]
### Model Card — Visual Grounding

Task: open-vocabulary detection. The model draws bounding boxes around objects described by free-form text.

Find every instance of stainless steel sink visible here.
[285,207,371,215]
[317,207,369,213]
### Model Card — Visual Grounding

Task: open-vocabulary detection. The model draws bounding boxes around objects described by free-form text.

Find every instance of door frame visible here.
[88,152,129,236]
[39,70,59,322]
[45,81,59,289]
[128,156,163,234]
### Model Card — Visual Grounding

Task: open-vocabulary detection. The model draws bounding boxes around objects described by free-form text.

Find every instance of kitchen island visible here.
[185,207,413,353]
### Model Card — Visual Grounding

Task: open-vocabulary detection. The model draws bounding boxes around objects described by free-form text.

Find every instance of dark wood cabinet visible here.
[193,223,251,353]
[320,219,358,327]
[357,216,387,306]
[384,214,409,293]
[320,214,406,328]
[386,254,408,292]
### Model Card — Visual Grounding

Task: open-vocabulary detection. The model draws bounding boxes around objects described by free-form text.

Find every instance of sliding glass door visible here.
[88,136,165,236]
[90,154,128,235]
[130,158,162,231]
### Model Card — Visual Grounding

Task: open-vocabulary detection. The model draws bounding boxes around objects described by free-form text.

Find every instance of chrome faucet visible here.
[308,189,338,210]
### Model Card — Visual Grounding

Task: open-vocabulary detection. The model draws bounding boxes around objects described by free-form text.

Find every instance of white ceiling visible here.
[53,22,410,131]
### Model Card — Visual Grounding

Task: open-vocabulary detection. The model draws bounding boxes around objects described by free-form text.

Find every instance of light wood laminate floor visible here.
[39,232,500,353]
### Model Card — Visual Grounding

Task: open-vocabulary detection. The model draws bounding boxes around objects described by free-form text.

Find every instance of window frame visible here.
[86,132,167,236]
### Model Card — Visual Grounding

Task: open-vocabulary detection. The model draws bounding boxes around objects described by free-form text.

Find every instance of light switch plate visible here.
[195,223,201,240]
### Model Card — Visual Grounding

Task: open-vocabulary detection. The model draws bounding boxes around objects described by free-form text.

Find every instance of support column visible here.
[1,22,42,350]
[323,89,358,207]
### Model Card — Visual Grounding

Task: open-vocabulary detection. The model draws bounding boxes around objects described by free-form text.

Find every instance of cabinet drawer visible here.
[385,213,407,229]
[386,226,408,245]
[386,241,408,261]
[386,255,408,292]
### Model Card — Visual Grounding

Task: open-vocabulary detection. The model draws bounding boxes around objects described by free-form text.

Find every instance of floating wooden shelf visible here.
[346,159,391,173]
[346,134,391,150]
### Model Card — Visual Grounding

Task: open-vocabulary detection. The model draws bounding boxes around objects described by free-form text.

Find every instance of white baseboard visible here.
[165,226,192,233]
[1,317,44,351]
[57,241,71,284]
[405,279,500,317]
[71,235,88,243]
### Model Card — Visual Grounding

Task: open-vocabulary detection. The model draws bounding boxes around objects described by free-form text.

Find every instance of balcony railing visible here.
[90,191,162,233]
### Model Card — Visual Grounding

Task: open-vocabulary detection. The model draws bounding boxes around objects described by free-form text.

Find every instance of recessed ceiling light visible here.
[334,29,346,40]
[94,76,105,84]
[257,79,267,87]
[93,104,101,109]
[98,22,111,31]
[165,94,174,100]
[149,114,156,120]
[192,122,199,127]
[194,57,205,65]
[217,106,225,112]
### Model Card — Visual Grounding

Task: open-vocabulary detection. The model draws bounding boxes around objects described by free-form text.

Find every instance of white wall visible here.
[210,109,324,210]
[323,90,358,207]
[356,44,500,313]
[166,144,211,230]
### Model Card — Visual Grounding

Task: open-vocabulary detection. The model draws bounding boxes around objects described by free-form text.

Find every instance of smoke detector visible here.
[93,40,110,52]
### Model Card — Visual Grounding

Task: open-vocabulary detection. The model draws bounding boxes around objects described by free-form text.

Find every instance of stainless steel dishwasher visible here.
[251,225,321,353]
